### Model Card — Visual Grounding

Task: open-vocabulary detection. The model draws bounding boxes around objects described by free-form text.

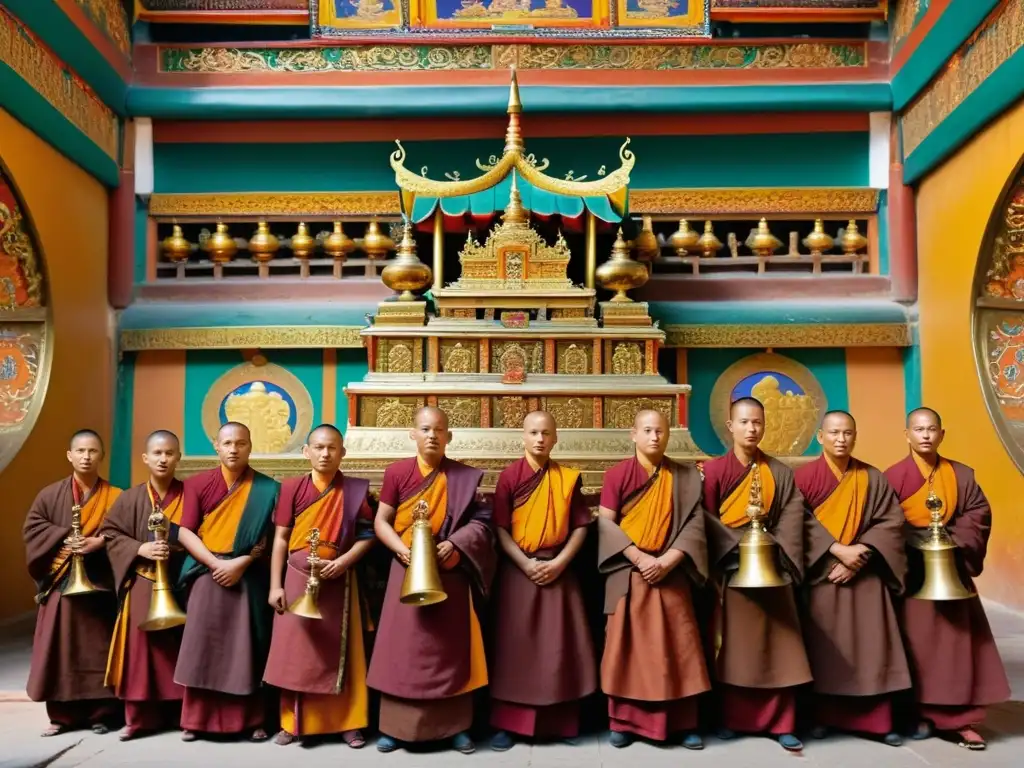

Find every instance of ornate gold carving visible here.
[375,338,422,373]
[903,0,1024,157]
[611,342,643,375]
[74,0,131,57]
[890,0,921,51]
[605,397,673,429]
[162,45,490,74]
[148,192,402,218]
[662,323,912,348]
[386,342,413,373]
[558,342,590,375]
[437,397,481,428]
[982,175,1024,300]
[0,178,44,309]
[495,396,529,429]
[0,10,118,162]
[360,396,423,428]
[493,341,543,374]
[630,187,879,215]
[550,308,587,320]
[120,326,364,351]
[441,340,477,373]
[709,352,826,456]
[543,396,590,429]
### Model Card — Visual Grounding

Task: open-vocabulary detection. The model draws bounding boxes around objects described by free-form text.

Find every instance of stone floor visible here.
[1,602,1023,768]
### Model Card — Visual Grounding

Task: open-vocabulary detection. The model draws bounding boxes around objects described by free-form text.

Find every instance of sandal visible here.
[91,724,109,735]
[181,730,197,742]
[956,728,986,751]
[274,730,295,746]
[342,729,366,749]
[250,728,269,742]
[119,726,139,742]
[41,723,66,738]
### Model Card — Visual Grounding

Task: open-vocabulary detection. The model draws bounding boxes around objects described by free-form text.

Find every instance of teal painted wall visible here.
[134,197,147,284]
[902,342,923,412]
[183,350,324,455]
[111,351,135,489]
[687,348,850,456]
[153,133,870,194]
[336,349,369,429]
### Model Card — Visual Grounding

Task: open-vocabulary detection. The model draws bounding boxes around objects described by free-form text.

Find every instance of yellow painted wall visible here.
[0,109,114,620]
[916,97,1024,609]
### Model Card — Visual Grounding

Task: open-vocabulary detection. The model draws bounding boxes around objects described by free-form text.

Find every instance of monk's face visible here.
[727,402,765,449]
[67,434,103,476]
[906,410,944,457]
[631,411,669,461]
[143,435,181,481]
[818,414,856,459]
[522,413,557,462]
[304,428,345,475]
[215,424,252,472]
[410,410,451,462]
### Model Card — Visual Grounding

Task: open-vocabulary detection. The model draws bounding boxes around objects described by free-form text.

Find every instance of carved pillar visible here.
[433,206,444,292]
[585,210,597,290]
[889,121,918,302]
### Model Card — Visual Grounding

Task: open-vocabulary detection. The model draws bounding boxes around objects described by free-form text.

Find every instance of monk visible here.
[598,409,710,750]
[24,429,122,736]
[100,430,188,741]
[488,411,597,751]
[264,424,376,747]
[795,411,910,746]
[885,407,1010,750]
[174,421,280,742]
[367,406,495,755]
[700,397,810,752]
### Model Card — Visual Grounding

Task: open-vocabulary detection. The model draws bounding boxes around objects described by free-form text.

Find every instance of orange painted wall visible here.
[844,347,907,470]
[915,97,1024,609]
[0,109,114,620]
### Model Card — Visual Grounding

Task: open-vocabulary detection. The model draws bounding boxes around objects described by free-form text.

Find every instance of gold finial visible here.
[507,67,522,115]
[381,220,431,301]
[501,171,528,226]
[504,67,524,155]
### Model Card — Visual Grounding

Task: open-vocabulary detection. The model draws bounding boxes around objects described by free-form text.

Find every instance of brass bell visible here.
[288,528,324,620]
[400,500,447,606]
[729,465,791,589]
[139,506,186,631]
[62,504,107,597]
[910,495,975,601]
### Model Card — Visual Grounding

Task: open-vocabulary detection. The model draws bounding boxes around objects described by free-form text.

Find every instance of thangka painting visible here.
[615,0,707,30]
[310,0,406,35]
[421,0,607,29]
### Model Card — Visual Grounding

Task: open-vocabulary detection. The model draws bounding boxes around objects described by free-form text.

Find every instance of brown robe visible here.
[24,477,120,712]
[885,455,1010,727]
[796,457,911,705]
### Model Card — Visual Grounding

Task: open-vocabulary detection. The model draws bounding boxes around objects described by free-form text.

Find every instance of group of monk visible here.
[22,399,1011,755]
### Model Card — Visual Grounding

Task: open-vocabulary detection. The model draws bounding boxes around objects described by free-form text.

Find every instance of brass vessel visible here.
[729,464,790,589]
[290,222,316,259]
[160,225,191,263]
[248,220,279,264]
[62,504,106,596]
[910,493,975,601]
[746,218,782,257]
[203,223,237,263]
[139,504,187,631]
[400,500,447,606]
[839,219,868,255]
[803,219,835,255]
[362,220,395,260]
[322,221,354,263]
[596,229,649,302]
[668,219,700,256]
[382,222,432,301]
[633,216,660,263]
[697,220,724,258]
[288,528,324,620]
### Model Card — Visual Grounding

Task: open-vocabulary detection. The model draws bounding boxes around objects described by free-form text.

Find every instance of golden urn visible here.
[248,220,279,264]
[668,219,700,255]
[747,218,782,257]
[203,222,237,263]
[633,215,660,263]
[697,220,724,257]
[381,222,432,301]
[802,219,834,255]
[596,229,649,302]
[840,219,868,255]
[362,220,395,259]
[160,224,191,263]
[290,222,316,259]
[322,221,354,262]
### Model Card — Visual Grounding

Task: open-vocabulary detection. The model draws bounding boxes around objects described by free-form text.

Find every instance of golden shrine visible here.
[341,72,698,485]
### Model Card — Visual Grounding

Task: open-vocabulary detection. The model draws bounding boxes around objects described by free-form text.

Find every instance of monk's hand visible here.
[640,557,667,585]
[269,587,286,613]
[78,536,106,555]
[138,541,169,561]
[524,558,547,584]
[830,542,870,572]
[534,559,566,587]
[212,558,246,588]
[436,541,456,565]
[320,557,348,580]
[396,546,412,566]
[828,563,856,585]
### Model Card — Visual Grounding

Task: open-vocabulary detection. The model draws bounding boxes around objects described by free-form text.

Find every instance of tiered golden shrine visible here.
[341,71,699,485]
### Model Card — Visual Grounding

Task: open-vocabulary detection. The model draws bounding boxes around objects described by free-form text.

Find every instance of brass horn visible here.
[400,500,447,606]
[910,493,975,601]
[139,504,187,631]
[62,504,107,596]
[288,528,324,620]
[729,464,791,589]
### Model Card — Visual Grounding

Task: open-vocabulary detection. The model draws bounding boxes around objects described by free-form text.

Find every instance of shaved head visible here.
[631,408,670,464]
[414,406,449,431]
[817,410,856,460]
[218,421,250,440]
[524,410,556,430]
[215,421,251,472]
[145,430,180,451]
[70,429,103,452]
[307,423,343,443]
[633,408,668,430]
[523,410,557,462]
[905,406,944,458]
[730,397,764,418]
[143,430,181,480]
[907,407,941,428]
[821,410,856,430]
[304,423,345,474]
[410,406,451,463]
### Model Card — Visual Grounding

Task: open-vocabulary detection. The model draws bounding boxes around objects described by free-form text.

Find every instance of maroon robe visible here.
[795,457,911,735]
[174,466,279,736]
[366,456,496,742]
[488,458,597,739]
[598,457,711,741]
[99,480,187,734]
[885,455,1011,731]
[701,452,811,736]
[24,477,120,728]
[263,472,374,697]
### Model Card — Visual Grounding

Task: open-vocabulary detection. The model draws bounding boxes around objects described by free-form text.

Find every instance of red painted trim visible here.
[108,168,134,309]
[888,163,917,302]
[713,8,887,23]
[152,112,869,144]
[137,10,308,25]
[53,0,132,80]
[890,0,954,74]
